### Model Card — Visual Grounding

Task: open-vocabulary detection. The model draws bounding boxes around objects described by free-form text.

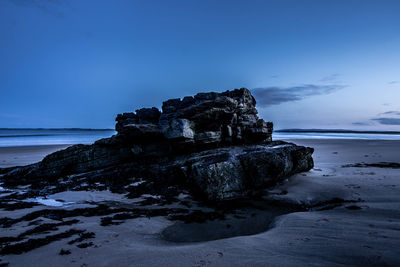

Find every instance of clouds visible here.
[380,111,400,116]
[363,110,400,126]
[372,118,400,125]
[352,122,370,126]
[252,84,345,107]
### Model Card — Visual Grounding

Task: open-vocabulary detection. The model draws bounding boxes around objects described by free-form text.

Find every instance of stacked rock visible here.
[115,88,273,150]
[115,107,161,132]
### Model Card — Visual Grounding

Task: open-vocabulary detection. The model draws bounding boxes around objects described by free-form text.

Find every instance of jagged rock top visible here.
[115,88,273,147]
[161,88,256,114]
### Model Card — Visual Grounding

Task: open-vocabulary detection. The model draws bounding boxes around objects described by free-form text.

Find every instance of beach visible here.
[3,0,400,265]
[0,145,70,168]
[0,138,399,266]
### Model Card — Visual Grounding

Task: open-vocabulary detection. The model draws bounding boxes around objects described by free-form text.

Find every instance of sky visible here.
[0,0,399,130]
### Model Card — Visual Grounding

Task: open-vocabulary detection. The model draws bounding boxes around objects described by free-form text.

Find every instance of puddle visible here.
[127,180,146,187]
[162,204,299,242]
[0,184,17,197]
[25,197,74,207]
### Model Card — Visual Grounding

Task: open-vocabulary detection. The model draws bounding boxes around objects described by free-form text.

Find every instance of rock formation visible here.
[1,88,314,200]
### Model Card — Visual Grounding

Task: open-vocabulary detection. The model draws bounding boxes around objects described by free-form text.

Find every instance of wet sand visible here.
[0,139,400,266]
[0,145,70,168]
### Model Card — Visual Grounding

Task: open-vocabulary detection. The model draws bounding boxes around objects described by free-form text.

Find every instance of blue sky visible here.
[0,0,399,130]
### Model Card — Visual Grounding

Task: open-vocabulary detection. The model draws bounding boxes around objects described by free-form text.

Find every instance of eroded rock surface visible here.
[0,88,313,200]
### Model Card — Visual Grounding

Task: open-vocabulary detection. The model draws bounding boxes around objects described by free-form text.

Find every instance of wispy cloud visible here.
[380,110,400,116]
[388,81,398,85]
[252,84,345,107]
[368,110,400,125]
[352,122,370,126]
[372,118,400,125]
[7,0,67,17]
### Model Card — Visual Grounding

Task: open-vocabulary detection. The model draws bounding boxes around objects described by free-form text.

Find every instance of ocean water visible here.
[0,129,400,147]
[0,129,116,147]
[274,132,400,140]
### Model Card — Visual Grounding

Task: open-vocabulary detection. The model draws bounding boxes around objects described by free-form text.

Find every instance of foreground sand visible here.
[0,139,400,266]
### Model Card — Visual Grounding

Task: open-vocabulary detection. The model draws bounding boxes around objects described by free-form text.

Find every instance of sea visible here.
[0,129,116,147]
[0,129,400,147]
[274,131,400,141]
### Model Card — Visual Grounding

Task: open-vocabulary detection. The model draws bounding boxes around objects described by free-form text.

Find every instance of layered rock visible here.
[165,142,313,200]
[115,88,272,148]
[0,88,314,200]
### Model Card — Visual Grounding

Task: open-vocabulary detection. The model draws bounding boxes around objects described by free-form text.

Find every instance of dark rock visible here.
[76,242,94,248]
[169,142,313,200]
[118,123,163,140]
[115,112,137,132]
[0,88,314,201]
[59,249,71,255]
[345,205,363,210]
[135,107,161,124]
[159,118,195,140]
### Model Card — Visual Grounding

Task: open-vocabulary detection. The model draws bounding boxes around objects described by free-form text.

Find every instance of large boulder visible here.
[170,142,313,200]
[0,88,314,201]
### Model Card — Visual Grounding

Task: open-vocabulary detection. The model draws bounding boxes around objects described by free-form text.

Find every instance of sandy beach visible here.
[0,139,399,266]
[3,0,400,265]
[0,145,70,169]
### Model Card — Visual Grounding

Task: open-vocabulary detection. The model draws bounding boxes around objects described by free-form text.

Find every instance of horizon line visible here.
[0,127,399,135]
[276,128,400,135]
[0,128,115,131]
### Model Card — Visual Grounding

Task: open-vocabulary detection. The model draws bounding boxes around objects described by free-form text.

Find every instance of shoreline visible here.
[0,139,400,265]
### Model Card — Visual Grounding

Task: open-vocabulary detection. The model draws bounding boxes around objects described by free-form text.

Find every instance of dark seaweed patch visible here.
[0,219,79,245]
[59,249,71,255]
[343,162,400,169]
[0,229,84,255]
[76,242,93,248]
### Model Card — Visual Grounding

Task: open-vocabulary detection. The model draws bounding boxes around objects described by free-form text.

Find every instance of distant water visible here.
[0,129,399,147]
[274,132,400,140]
[0,129,115,147]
